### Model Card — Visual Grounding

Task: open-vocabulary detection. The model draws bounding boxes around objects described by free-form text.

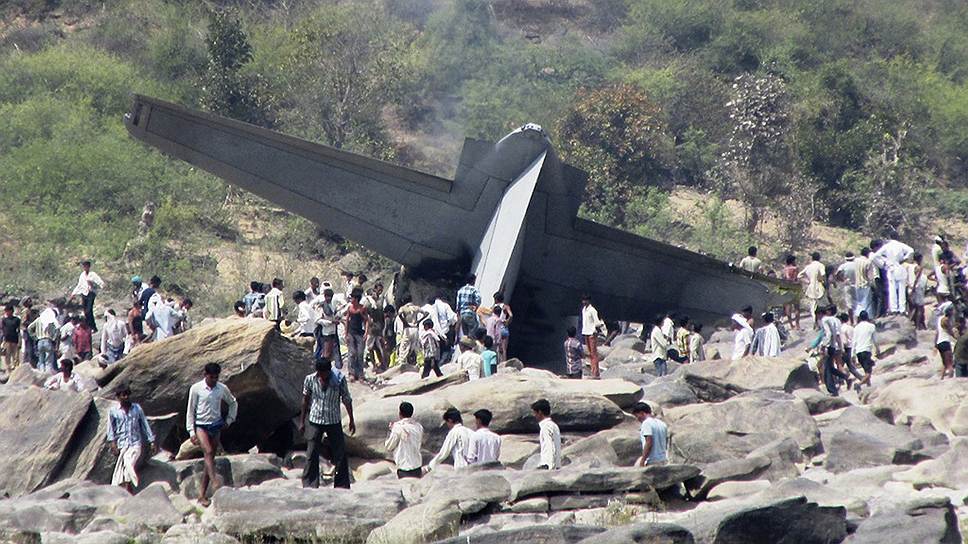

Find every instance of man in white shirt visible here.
[739,246,762,274]
[798,252,827,329]
[467,409,502,465]
[531,399,561,470]
[871,239,915,315]
[146,299,182,342]
[422,294,457,363]
[44,358,83,392]
[385,401,424,479]
[753,312,782,357]
[632,402,668,466]
[835,253,858,325]
[731,313,754,360]
[456,337,483,380]
[186,363,238,507]
[689,323,706,363]
[428,408,473,472]
[312,288,341,364]
[70,260,104,332]
[819,305,850,396]
[649,316,670,376]
[292,291,315,338]
[100,309,128,363]
[854,248,875,318]
[852,311,880,387]
[579,295,604,379]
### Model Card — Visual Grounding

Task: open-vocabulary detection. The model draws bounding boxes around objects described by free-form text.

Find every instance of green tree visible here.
[558,84,674,228]
[199,11,273,127]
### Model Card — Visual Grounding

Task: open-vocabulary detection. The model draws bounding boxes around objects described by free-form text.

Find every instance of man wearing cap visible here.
[70,260,104,332]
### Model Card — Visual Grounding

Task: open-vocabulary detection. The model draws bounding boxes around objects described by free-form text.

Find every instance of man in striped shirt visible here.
[107,385,155,493]
[299,358,356,489]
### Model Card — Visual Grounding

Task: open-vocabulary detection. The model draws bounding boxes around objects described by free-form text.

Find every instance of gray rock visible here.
[746,438,802,481]
[376,370,468,398]
[641,379,699,407]
[42,531,131,544]
[548,494,616,511]
[162,524,241,543]
[685,456,771,500]
[226,454,284,487]
[681,357,817,403]
[875,316,917,348]
[793,388,850,415]
[562,433,620,467]
[498,435,540,469]
[666,391,820,464]
[0,497,96,534]
[0,386,93,497]
[819,406,924,473]
[211,482,405,542]
[114,482,183,530]
[510,465,700,501]
[611,336,648,353]
[603,347,649,367]
[601,363,656,386]
[366,497,459,544]
[437,525,604,544]
[503,496,549,513]
[846,497,961,543]
[893,437,968,490]
[417,469,511,505]
[706,480,771,501]
[685,496,847,544]
[577,522,694,544]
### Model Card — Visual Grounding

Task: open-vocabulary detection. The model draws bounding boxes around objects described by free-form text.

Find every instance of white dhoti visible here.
[112,444,143,487]
[397,327,419,365]
[887,265,907,314]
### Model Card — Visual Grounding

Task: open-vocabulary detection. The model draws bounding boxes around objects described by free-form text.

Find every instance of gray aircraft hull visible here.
[124,95,793,368]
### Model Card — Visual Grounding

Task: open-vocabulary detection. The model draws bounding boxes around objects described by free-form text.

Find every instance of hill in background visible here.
[1,0,966,315]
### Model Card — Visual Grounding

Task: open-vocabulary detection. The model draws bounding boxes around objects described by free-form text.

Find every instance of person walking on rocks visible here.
[101,309,127,363]
[1,304,22,372]
[428,408,473,472]
[28,301,59,373]
[936,304,957,379]
[579,295,605,379]
[468,409,502,465]
[299,358,356,489]
[871,239,915,315]
[70,260,103,332]
[689,323,706,363]
[532,399,561,470]
[264,278,285,330]
[563,326,584,379]
[731,313,753,360]
[907,253,928,330]
[419,319,444,378]
[456,274,481,340]
[187,363,238,506]
[312,288,341,364]
[798,252,826,329]
[385,401,423,479]
[343,289,369,382]
[820,305,851,395]
[632,402,668,467]
[396,296,427,366]
[854,248,875,318]
[107,385,156,493]
[852,311,880,387]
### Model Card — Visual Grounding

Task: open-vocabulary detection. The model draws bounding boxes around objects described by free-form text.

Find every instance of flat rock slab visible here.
[845,497,962,544]
[437,525,605,544]
[510,465,700,501]
[209,481,406,541]
[681,357,817,402]
[893,437,968,490]
[862,378,968,437]
[366,497,459,544]
[376,371,468,398]
[576,522,694,544]
[0,386,93,497]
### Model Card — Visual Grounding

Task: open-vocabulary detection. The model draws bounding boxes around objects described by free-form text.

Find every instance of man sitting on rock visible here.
[632,402,669,467]
[107,384,156,493]
[187,363,238,506]
[532,399,561,470]
[385,401,423,479]
[300,357,356,489]
[467,409,502,465]
[43,358,83,392]
[428,408,473,472]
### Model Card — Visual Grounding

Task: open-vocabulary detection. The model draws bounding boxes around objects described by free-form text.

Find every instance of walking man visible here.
[852,311,880,386]
[531,399,561,470]
[107,385,156,493]
[563,326,583,378]
[186,363,238,506]
[456,274,481,339]
[467,409,502,465]
[299,358,355,489]
[428,408,473,472]
[70,260,104,332]
[100,309,127,363]
[385,401,423,479]
[312,288,341,364]
[871,239,915,315]
[632,402,669,467]
[798,252,827,329]
[1,304,22,372]
[342,290,369,381]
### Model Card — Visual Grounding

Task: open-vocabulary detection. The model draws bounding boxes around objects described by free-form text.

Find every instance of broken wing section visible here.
[124,95,468,267]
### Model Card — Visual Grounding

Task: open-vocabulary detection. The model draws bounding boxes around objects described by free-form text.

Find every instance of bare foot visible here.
[198,497,211,507]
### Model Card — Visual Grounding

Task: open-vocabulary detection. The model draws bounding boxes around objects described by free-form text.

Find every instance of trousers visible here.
[303,422,350,489]
[346,333,365,379]
[823,347,849,395]
[887,268,907,314]
[37,339,56,373]
[854,286,872,318]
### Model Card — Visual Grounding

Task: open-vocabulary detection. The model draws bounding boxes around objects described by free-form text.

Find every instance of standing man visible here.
[186,363,238,507]
[1,304,22,373]
[100,309,127,363]
[871,239,915,315]
[798,252,827,329]
[264,278,285,329]
[456,274,482,340]
[385,401,423,479]
[106,385,156,493]
[292,291,315,339]
[854,248,875,319]
[754,312,782,357]
[739,246,762,274]
[428,408,473,472]
[29,300,59,373]
[467,409,502,465]
[579,295,605,379]
[424,293,457,364]
[563,326,584,379]
[139,276,162,319]
[953,325,968,378]
[299,358,355,488]
[852,311,880,386]
[343,290,370,381]
[632,402,669,467]
[689,323,706,363]
[531,399,561,470]
[146,298,182,342]
[312,288,341,363]
[71,260,104,332]
[820,305,850,395]
[835,252,857,325]
[731,313,754,360]
[364,283,388,371]
[396,296,427,366]
[649,316,670,375]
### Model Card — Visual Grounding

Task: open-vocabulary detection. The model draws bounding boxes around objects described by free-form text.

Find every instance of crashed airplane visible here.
[125,95,792,366]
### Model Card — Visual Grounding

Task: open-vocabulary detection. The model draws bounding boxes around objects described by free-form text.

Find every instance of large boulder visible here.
[703,497,847,544]
[875,316,917,349]
[100,319,311,451]
[680,357,816,403]
[0,386,94,497]
[846,497,962,543]
[641,379,699,408]
[685,456,771,500]
[862,378,968,437]
[510,465,700,501]
[210,481,406,542]
[365,497,460,544]
[893,437,968,490]
[818,406,924,473]
[376,371,467,398]
[601,363,656,387]
[665,391,820,464]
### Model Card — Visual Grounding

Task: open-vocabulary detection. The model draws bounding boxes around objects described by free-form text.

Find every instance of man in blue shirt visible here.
[632,402,668,466]
[106,385,156,493]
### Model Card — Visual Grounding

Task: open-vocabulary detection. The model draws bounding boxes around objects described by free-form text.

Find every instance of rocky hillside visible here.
[0,301,963,542]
